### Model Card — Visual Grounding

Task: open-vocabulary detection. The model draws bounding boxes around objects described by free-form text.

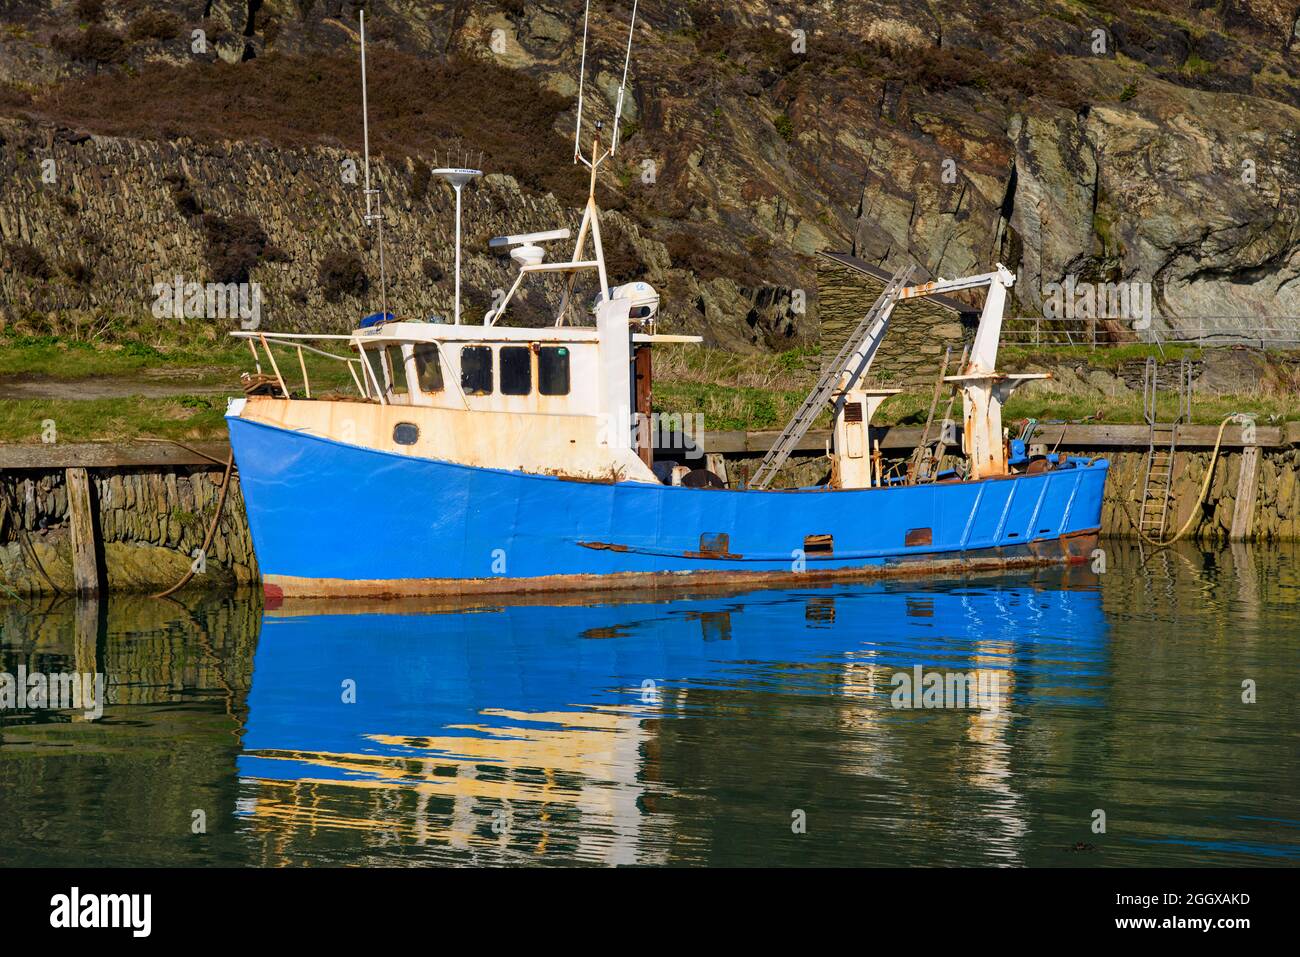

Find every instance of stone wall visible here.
[815,256,976,388]
[0,466,256,595]
[1097,447,1300,542]
[0,117,793,348]
[0,117,592,333]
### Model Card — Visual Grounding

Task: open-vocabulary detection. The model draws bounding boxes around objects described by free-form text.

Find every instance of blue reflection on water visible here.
[239,574,1107,785]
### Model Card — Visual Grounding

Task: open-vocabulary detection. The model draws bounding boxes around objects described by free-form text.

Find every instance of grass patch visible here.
[1000,343,1204,368]
[649,344,1297,431]
[0,335,242,378]
[3,333,1295,441]
[0,325,359,389]
[0,395,229,444]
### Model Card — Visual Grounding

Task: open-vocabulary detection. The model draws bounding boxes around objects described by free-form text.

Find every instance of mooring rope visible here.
[0,481,59,595]
[1119,413,1240,548]
[151,451,236,600]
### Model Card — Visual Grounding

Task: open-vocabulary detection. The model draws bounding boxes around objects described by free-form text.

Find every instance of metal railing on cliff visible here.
[1002,316,1300,350]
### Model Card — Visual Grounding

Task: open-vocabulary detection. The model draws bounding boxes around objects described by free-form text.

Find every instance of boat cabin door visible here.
[634,345,653,468]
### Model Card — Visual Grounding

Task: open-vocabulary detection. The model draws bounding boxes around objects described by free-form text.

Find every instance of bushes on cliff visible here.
[200,213,287,284]
[664,233,761,285]
[601,228,645,286]
[15,51,583,204]
[0,83,32,112]
[163,173,203,218]
[127,11,183,42]
[5,242,53,280]
[52,25,125,66]
[692,21,1087,112]
[74,0,105,23]
[318,250,369,302]
[59,257,94,285]
[410,158,431,202]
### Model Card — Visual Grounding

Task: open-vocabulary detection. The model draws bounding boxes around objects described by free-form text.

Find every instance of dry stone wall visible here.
[0,466,256,595]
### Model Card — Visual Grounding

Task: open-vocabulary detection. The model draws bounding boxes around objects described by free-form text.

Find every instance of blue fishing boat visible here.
[224,7,1108,601]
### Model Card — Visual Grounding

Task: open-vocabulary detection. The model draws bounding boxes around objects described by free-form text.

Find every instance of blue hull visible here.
[226,415,1108,597]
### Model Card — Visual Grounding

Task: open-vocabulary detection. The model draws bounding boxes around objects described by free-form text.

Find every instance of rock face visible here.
[0,1,1298,348]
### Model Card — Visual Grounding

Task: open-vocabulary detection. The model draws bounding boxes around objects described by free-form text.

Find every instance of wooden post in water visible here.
[65,467,102,596]
[1230,444,1261,541]
[73,596,104,720]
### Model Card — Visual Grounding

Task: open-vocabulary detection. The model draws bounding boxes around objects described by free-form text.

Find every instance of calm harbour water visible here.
[1,542,1297,867]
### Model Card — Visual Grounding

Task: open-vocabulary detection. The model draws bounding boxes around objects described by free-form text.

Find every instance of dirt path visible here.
[0,372,236,400]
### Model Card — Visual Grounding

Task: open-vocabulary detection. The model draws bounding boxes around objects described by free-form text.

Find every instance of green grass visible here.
[652,382,1297,433]
[0,395,228,444]
[0,331,358,387]
[0,334,242,379]
[654,380,810,432]
[0,330,359,442]
[2,334,1296,442]
[999,342,1204,368]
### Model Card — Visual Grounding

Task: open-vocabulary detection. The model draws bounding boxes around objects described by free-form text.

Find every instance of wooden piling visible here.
[1230,445,1261,541]
[65,466,102,596]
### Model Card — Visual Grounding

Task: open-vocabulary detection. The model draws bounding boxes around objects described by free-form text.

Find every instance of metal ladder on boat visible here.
[750,265,914,489]
[1137,356,1192,539]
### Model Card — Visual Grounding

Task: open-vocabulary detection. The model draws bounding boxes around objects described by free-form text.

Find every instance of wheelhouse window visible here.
[460,345,493,395]
[500,346,532,396]
[538,346,571,396]
[413,342,444,393]
[363,346,386,397]
[385,344,409,395]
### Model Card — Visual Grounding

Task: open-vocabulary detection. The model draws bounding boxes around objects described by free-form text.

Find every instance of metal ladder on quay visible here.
[749,265,914,490]
[1137,356,1192,540]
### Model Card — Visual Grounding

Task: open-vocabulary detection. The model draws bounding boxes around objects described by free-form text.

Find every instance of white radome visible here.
[510,244,546,268]
[595,281,660,320]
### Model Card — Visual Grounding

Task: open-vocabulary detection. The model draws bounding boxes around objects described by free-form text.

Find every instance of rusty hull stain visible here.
[803,533,834,555]
[263,530,1100,603]
[576,540,631,552]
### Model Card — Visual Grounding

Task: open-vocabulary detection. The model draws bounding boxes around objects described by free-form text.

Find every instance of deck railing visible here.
[229,331,373,400]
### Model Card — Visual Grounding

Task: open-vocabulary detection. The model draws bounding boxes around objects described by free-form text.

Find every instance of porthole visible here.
[393,422,419,445]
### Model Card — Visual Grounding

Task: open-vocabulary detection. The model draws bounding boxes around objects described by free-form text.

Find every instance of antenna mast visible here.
[573,0,591,163]
[573,0,638,167]
[611,0,638,153]
[359,10,388,318]
[432,155,482,326]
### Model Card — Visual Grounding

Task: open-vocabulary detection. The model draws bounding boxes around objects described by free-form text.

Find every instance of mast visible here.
[611,0,638,153]
[433,156,482,325]
[551,0,641,323]
[359,10,387,318]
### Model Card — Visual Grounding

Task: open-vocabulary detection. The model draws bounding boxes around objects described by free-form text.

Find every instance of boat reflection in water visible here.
[237,567,1107,865]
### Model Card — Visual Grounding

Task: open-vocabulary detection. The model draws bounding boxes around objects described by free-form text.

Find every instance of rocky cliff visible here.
[1,0,1298,349]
